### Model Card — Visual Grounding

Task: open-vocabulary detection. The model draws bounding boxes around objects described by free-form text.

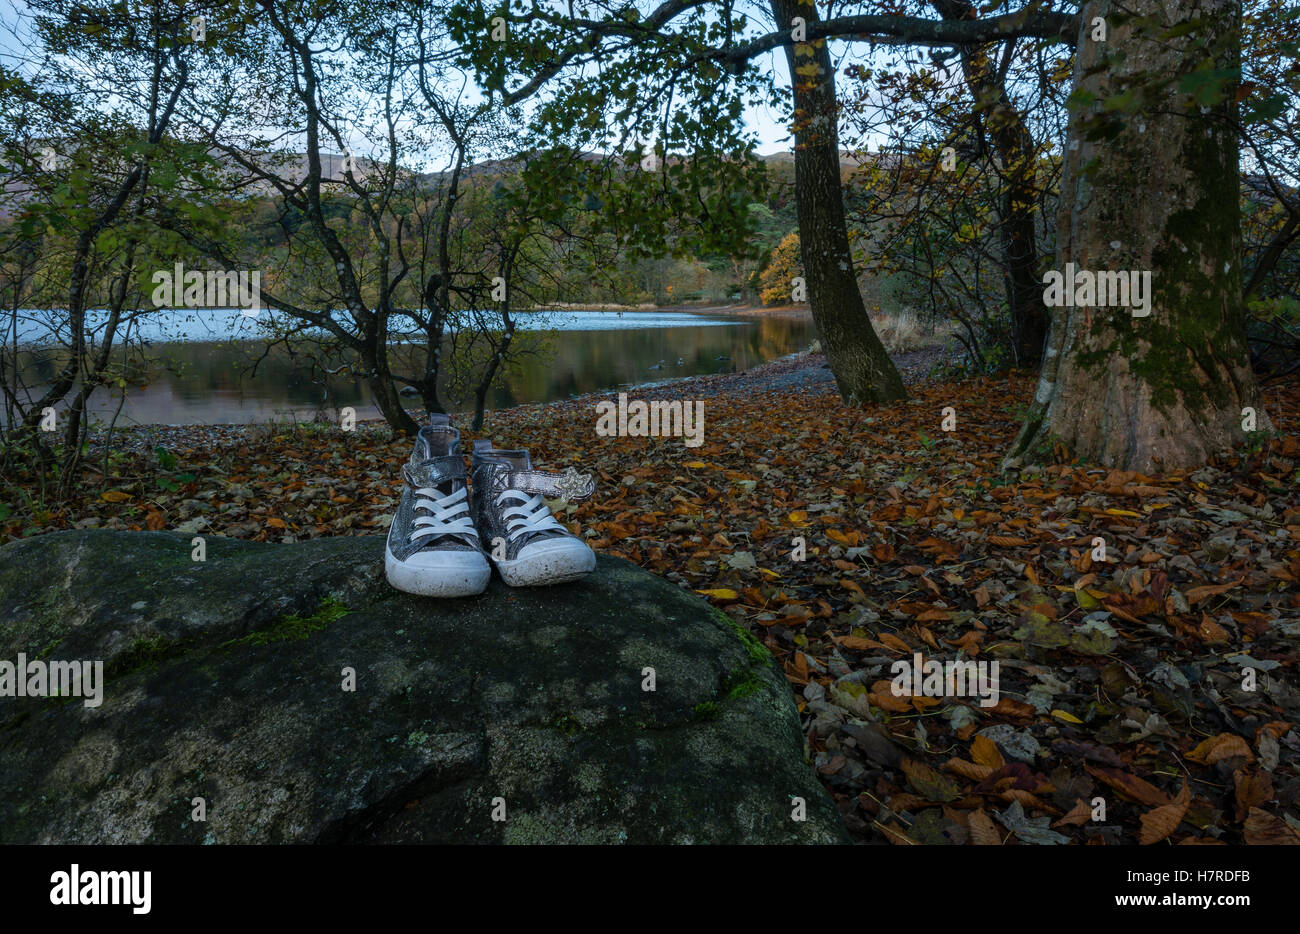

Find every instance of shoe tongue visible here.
[416,424,460,459]
[406,454,464,491]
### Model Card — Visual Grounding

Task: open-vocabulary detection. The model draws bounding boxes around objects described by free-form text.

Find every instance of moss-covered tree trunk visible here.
[1006,0,1269,471]
[770,0,907,404]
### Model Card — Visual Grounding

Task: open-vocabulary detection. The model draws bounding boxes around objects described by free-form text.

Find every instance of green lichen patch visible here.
[103,635,191,683]
[722,667,763,701]
[692,701,719,721]
[220,596,351,650]
[34,638,63,661]
[710,607,772,666]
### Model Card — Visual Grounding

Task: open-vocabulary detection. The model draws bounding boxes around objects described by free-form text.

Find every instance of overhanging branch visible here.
[722,8,1078,65]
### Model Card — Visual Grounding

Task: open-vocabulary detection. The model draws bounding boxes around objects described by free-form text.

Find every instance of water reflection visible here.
[12,313,816,426]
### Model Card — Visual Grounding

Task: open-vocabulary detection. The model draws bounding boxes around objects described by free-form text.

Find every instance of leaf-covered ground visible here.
[7,350,1300,845]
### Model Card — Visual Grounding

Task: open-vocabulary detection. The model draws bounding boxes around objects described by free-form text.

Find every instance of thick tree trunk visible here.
[932,0,1047,368]
[981,85,1047,369]
[364,346,419,437]
[999,149,1048,368]
[1006,0,1268,472]
[770,0,906,404]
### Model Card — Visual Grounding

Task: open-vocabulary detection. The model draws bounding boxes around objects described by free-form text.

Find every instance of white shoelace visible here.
[496,489,566,541]
[409,485,477,545]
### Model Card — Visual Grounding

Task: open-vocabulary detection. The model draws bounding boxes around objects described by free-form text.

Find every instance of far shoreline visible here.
[531,302,811,318]
[70,339,838,456]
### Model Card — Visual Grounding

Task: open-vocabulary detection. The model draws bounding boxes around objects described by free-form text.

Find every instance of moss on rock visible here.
[0,531,848,844]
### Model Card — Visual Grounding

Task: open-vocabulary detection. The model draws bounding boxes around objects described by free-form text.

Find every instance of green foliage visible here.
[447,0,771,263]
[150,445,195,492]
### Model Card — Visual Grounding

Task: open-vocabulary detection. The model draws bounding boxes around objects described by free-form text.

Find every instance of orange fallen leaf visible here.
[1197,614,1230,643]
[1243,807,1300,845]
[1234,767,1275,821]
[826,528,859,546]
[944,758,995,781]
[1186,578,1243,606]
[968,809,1002,845]
[970,734,1004,769]
[988,535,1030,547]
[945,630,983,655]
[987,697,1036,721]
[868,681,912,713]
[1139,781,1190,844]
[836,635,892,652]
[1186,733,1254,766]
[1085,765,1172,807]
[916,608,952,622]
[878,632,910,653]
[1053,798,1094,829]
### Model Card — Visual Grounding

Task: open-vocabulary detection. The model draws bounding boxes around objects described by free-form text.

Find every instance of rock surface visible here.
[0,531,848,844]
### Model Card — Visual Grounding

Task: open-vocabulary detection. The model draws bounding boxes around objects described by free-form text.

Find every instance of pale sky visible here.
[0,1,888,161]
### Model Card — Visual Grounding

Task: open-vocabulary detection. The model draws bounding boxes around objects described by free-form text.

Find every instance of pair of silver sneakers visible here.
[384,414,598,597]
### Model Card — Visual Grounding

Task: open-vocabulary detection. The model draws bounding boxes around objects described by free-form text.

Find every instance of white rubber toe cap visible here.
[385,545,491,597]
[495,536,596,587]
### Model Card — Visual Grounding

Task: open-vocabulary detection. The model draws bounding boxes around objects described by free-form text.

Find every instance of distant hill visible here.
[0,146,869,222]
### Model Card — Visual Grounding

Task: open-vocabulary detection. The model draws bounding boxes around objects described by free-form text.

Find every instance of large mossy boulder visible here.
[0,531,847,844]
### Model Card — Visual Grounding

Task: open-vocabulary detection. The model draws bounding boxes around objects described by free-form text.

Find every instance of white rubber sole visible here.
[385,545,491,597]
[495,537,596,587]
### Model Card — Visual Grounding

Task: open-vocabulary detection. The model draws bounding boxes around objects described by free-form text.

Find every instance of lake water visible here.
[11,308,816,427]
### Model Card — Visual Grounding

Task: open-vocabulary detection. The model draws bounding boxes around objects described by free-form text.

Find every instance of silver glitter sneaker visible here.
[470,440,597,587]
[384,415,491,597]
